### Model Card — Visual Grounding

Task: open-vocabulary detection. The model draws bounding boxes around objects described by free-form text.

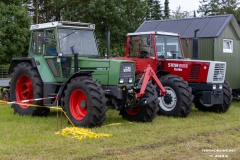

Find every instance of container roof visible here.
[136,14,240,38]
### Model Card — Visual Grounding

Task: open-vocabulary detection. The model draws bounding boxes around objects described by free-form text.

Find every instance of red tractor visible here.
[116,31,232,117]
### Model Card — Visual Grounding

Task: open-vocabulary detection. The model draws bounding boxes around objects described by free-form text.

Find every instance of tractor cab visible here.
[126,31,183,59]
[124,31,184,72]
[29,21,98,79]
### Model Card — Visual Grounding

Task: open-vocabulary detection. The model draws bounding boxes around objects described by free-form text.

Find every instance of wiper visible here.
[60,30,77,40]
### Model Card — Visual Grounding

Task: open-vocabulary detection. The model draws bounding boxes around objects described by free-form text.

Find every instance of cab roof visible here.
[30,21,95,30]
[127,31,179,36]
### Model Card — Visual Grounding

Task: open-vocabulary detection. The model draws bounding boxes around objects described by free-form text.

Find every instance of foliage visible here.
[2,0,240,62]
[198,0,238,18]
[22,0,64,23]
[171,6,190,19]
[0,0,30,63]
[164,0,170,19]
[62,0,148,56]
[152,0,163,20]
[146,0,163,20]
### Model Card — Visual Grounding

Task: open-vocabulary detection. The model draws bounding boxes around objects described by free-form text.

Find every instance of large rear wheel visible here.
[158,75,193,117]
[10,62,50,116]
[120,83,159,122]
[195,81,232,113]
[62,77,107,127]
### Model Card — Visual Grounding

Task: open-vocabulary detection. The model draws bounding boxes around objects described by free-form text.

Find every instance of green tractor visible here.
[9,21,161,127]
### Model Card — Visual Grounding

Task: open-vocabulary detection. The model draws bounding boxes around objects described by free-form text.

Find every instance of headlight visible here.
[213,85,216,90]
[128,78,133,83]
[219,84,223,89]
[119,78,124,84]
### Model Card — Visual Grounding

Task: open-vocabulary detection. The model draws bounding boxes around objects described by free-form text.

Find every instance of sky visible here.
[168,0,201,12]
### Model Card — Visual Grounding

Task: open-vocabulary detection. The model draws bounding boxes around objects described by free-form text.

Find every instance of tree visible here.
[171,6,190,19]
[152,0,163,20]
[22,0,65,23]
[62,0,148,56]
[164,0,170,19]
[198,0,237,16]
[0,0,30,63]
[193,11,197,17]
[146,0,154,20]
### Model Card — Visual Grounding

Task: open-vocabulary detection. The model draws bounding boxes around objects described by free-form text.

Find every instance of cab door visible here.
[126,34,157,72]
[43,29,62,78]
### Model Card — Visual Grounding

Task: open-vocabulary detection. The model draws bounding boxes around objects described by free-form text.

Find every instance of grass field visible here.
[0,102,240,160]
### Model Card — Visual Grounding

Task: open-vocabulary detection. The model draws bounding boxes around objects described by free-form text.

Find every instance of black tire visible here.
[120,83,159,122]
[158,75,193,117]
[195,81,232,113]
[9,62,50,116]
[3,90,10,101]
[62,77,108,127]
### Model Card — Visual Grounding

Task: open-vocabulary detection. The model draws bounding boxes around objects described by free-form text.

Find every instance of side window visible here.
[129,36,139,57]
[31,31,44,55]
[128,35,154,58]
[223,39,233,53]
[45,30,57,56]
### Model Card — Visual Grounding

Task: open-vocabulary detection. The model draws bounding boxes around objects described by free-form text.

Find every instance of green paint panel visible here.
[181,38,214,60]
[214,24,240,89]
[108,60,122,86]
[34,56,61,82]
[182,21,240,89]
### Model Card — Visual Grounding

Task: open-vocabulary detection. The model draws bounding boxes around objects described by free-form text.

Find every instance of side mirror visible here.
[40,37,49,44]
[58,52,63,57]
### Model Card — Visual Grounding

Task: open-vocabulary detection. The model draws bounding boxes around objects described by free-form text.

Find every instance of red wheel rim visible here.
[16,75,33,109]
[126,108,141,116]
[70,89,88,120]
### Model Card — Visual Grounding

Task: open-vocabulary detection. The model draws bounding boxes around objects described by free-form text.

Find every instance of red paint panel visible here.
[163,60,210,82]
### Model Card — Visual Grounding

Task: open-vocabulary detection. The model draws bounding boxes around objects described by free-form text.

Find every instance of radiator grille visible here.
[213,63,225,82]
[189,64,200,81]
[119,62,135,84]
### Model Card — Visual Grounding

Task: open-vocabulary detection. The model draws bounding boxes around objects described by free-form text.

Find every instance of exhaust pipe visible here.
[193,29,200,59]
[71,46,78,72]
[106,30,110,59]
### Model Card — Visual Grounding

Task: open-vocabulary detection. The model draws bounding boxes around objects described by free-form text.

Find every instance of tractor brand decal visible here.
[123,66,132,72]
[168,63,188,71]
[96,67,108,71]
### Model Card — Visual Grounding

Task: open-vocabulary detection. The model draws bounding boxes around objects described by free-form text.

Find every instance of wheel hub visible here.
[158,86,177,111]
[163,93,173,105]
[80,100,87,109]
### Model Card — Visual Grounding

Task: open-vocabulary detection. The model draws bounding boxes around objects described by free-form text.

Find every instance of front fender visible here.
[57,71,93,104]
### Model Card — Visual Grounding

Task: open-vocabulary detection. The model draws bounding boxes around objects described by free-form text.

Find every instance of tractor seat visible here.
[46,48,57,56]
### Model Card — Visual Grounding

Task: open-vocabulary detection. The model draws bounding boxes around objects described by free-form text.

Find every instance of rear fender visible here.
[9,58,37,74]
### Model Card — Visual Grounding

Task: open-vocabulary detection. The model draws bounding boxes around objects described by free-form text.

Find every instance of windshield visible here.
[58,29,98,56]
[155,35,182,59]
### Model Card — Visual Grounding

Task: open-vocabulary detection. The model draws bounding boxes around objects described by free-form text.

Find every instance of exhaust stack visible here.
[192,29,200,59]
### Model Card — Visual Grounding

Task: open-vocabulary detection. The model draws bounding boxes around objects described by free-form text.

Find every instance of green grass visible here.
[0,102,240,160]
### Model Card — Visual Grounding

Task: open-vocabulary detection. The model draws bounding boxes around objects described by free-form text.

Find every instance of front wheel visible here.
[120,83,159,122]
[195,81,232,113]
[62,77,108,127]
[158,75,193,117]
